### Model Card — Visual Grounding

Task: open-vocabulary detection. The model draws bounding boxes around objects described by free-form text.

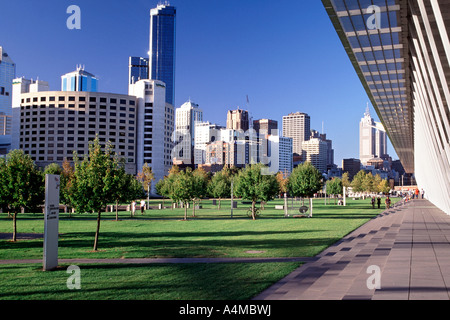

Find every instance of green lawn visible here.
[0,197,400,300]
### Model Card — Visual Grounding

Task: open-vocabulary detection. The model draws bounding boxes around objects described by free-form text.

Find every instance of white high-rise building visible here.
[129,79,174,193]
[194,122,223,165]
[302,138,328,173]
[359,107,388,165]
[174,100,203,164]
[11,77,50,151]
[266,135,293,175]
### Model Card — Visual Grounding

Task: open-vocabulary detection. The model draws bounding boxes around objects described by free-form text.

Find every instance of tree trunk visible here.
[184,202,188,221]
[218,198,221,210]
[12,212,17,242]
[115,200,119,221]
[252,200,256,220]
[93,211,101,251]
[309,197,313,218]
[192,200,196,217]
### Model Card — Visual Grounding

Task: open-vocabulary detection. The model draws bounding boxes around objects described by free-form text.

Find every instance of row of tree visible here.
[344,170,391,195]
[156,162,324,220]
[0,139,150,249]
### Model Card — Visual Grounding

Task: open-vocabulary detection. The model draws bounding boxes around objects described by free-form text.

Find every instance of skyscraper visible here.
[359,107,387,165]
[61,66,98,92]
[149,3,176,106]
[282,112,311,157]
[129,57,149,85]
[129,79,174,191]
[0,46,16,116]
[174,100,203,164]
[302,138,328,173]
[226,108,249,131]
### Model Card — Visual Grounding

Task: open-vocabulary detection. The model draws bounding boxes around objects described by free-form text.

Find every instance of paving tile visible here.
[254,200,450,301]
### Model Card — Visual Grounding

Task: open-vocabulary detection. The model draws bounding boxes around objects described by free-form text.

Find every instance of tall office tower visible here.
[61,66,98,92]
[174,100,203,165]
[282,112,311,157]
[149,3,176,106]
[302,138,328,173]
[0,46,16,116]
[129,79,174,192]
[253,119,278,136]
[359,107,387,165]
[226,108,249,131]
[129,57,149,85]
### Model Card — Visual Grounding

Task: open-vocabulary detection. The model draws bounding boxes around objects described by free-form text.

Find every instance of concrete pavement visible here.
[253,199,450,300]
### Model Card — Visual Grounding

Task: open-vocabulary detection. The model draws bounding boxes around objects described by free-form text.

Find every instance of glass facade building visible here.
[61,67,98,92]
[149,4,176,106]
[0,46,16,116]
[129,57,149,84]
[322,0,450,214]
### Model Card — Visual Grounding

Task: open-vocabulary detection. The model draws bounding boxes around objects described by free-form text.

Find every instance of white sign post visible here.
[43,174,60,271]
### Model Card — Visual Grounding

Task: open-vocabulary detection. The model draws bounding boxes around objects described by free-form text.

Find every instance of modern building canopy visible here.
[322,0,450,214]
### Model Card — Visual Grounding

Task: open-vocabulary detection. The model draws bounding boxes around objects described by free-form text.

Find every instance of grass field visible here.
[0,196,400,300]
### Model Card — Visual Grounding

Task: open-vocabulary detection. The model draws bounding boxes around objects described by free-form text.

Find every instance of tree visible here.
[158,165,180,209]
[326,177,343,204]
[363,172,375,194]
[111,163,144,221]
[169,168,195,221]
[137,163,155,211]
[373,174,382,193]
[351,170,366,194]
[234,164,279,220]
[208,169,231,210]
[44,163,62,175]
[287,162,323,217]
[191,167,209,216]
[59,159,76,216]
[341,172,351,189]
[0,150,44,241]
[71,138,122,251]
[378,179,391,194]
[276,171,289,196]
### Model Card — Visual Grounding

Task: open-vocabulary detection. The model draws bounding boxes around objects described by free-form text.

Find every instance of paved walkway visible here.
[253,199,450,300]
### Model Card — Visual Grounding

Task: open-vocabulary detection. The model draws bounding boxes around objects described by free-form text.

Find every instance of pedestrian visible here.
[385,196,391,209]
[131,201,136,216]
[415,188,419,199]
[371,196,375,209]
[421,188,425,199]
[140,199,145,215]
[377,196,381,209]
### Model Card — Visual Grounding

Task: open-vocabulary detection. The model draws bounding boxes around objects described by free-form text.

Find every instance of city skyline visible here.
[0,0,398,164]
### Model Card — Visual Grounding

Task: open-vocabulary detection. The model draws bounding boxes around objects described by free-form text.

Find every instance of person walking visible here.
[385,196,391,209]
[377,196,381,209]
[415,188,419,199]
[421,188,425,199]
[140,200,146,215]
[371,196,375,209]
[131,201,136,217]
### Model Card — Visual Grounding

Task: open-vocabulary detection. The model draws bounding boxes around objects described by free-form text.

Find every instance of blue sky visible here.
[0,0,398,164]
